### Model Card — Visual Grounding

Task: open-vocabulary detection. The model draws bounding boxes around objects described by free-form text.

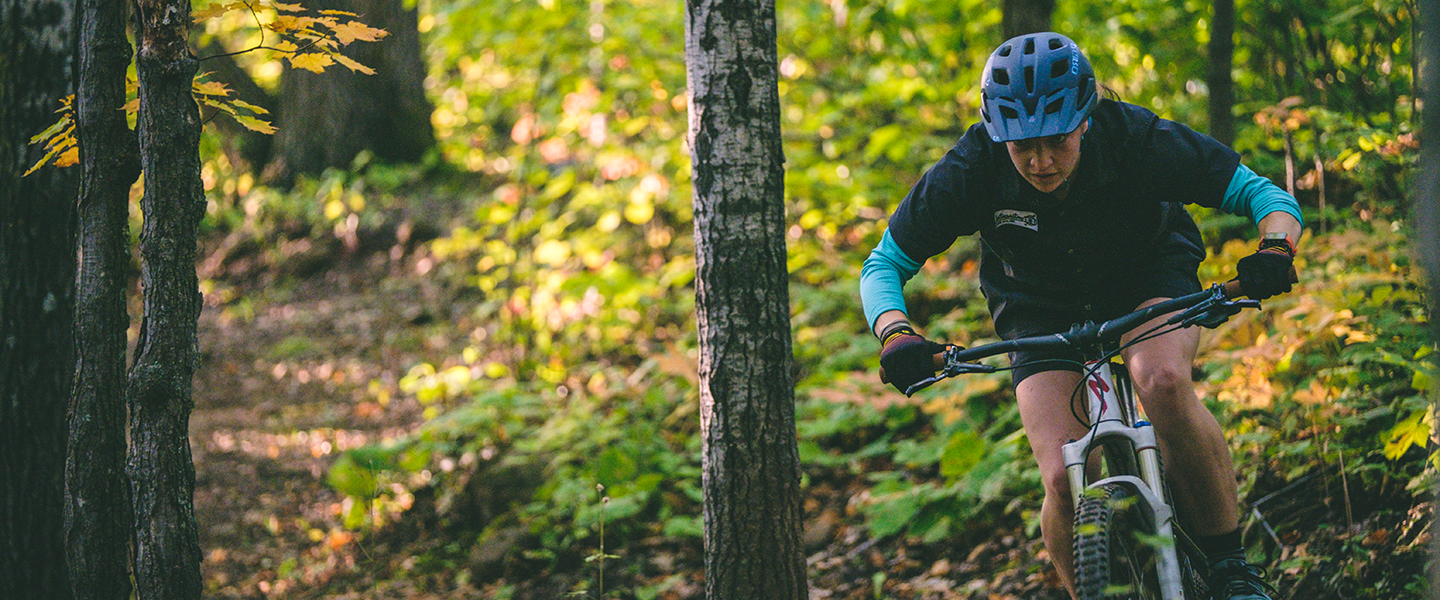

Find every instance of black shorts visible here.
[984,248,1204,386]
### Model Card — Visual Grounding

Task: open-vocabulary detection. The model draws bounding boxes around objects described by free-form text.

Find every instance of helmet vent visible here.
[1023,38,1035,54]
[992,68,1009,85]
[1077,75,1096,107]
[999,106,1019,119]
[1049,37,1064,50]
[998,44,1013,57]
[1051,58,1070,78]
[1044,98,1065,114]
[1024,66,1034,93]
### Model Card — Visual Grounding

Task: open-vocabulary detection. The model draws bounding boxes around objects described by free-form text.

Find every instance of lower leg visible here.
[1041,492,1079,599]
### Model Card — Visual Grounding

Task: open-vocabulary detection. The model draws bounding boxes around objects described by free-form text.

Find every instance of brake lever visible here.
[1173,297,1262,329]
[902,362,997,397]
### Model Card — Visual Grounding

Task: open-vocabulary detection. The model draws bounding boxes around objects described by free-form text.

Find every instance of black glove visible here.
[879,325,945,395]
[1236,246,1295,300]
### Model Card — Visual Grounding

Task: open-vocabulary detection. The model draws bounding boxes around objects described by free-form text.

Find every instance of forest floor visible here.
[189,223,1430,600]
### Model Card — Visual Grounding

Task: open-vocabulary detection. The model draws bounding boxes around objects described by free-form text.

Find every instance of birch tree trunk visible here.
[66,0,140,596]
[130,0,206,596]
[0,0,79,596]
[684,1,808,598]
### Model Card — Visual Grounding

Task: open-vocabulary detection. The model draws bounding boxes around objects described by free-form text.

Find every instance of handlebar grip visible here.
[878,350,949,384]
[1224,265,1300,299]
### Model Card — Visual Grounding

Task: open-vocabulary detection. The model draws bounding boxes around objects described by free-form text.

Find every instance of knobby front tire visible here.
[1073,482,1162,600]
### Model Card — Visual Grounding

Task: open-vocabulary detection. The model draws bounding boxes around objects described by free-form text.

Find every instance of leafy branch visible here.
[24,0,387,175]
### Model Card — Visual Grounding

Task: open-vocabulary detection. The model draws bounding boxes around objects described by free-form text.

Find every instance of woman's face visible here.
[1005,120,1088,194]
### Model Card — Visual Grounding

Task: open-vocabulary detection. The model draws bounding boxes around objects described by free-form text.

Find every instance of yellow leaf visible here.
[268,15,306,33]
[234,115,278,134]
[191,3,228,22]
[320,9,358,16]
[1384,409,1434,460]
[273,40,299,54]
[329,20,388,45]
[270,0,304,11]
[227,98,270,115]
[332,54,375,75]
[55,147,79,168]
[288,52,333,73]
[192,80,231,96]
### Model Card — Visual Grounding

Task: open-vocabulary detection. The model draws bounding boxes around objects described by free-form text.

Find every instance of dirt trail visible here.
[192,257,447,598]
[188,253,1071,599]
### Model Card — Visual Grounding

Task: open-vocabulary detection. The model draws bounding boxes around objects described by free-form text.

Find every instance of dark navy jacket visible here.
[884,99,1238,310]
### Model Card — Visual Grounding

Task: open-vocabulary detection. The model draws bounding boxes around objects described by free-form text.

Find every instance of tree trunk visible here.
[0,0,79,597]
[1207,0,1236,147]
[268,0,433,182]
[684,1,808,599]
[1002,0,1055,40]
[130,0,206,597]
[1415,0,1440,593]
[66,0,140,596]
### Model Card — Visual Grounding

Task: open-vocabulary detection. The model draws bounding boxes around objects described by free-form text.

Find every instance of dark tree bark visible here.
[0,0,79,597]
[1207,0,1236,147]
[268,0,433,182]
[66,0,140,596]
[130,0,206,597]
[1002,0,1055,40]
[684,1,808,599]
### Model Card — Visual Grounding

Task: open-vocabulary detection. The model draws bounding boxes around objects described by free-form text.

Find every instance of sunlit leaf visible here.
[328,20,388,45]
[234,115,278,134]
[54,147,78,168]
[1383,409,1433,461]
[192,80,231,97]
[288,52,333,73]
[332,54,376,75]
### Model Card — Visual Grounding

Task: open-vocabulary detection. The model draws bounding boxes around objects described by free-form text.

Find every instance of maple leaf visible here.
[191,3,228,22]
[320,9,357,16]
[192,80,232,96]
[270,0,304,11]
[228,98,270,115]
[329,20,388,45]
[235,115,278,134]
[288,52,333,73]
[273,40,300,54]
[55,147,79,168]
[332,54,375,75]
[268,15,305,34]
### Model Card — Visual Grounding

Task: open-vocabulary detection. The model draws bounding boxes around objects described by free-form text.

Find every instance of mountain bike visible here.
[899,281,1261,599]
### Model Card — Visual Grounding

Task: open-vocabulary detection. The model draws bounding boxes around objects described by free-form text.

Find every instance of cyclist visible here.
[862,32,1299,600]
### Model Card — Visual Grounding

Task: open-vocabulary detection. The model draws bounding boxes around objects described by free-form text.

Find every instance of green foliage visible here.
[161,0,1423,594]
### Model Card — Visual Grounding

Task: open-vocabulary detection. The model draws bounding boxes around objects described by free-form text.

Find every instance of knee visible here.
[1133,364,1195,409]
[1041,464,1074,508]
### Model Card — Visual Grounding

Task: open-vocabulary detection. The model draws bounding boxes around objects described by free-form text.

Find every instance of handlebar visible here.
[882,279,1267,395]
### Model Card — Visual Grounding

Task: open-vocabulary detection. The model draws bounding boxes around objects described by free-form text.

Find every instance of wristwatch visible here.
[1258,231,1296,257]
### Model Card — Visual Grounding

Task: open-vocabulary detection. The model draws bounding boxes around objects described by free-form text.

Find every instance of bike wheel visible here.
[1073,482,1162,600]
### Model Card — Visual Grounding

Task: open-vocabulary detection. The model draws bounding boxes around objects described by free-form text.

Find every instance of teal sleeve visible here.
[1220,164,1305,228]
[860,229,924,331]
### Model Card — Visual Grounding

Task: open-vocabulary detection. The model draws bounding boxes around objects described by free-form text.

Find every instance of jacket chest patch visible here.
[994,209,1039,231]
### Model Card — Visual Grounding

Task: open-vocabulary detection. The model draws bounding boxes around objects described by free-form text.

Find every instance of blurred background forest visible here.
[170,0,1431,598]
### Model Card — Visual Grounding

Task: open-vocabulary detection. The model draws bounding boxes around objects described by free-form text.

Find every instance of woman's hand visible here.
[879,326,946,394]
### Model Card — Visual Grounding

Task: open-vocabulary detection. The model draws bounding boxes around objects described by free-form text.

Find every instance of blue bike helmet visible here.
[980,32,1097,143]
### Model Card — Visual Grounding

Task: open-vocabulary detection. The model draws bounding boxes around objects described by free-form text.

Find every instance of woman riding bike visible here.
[861,32,1299,600]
